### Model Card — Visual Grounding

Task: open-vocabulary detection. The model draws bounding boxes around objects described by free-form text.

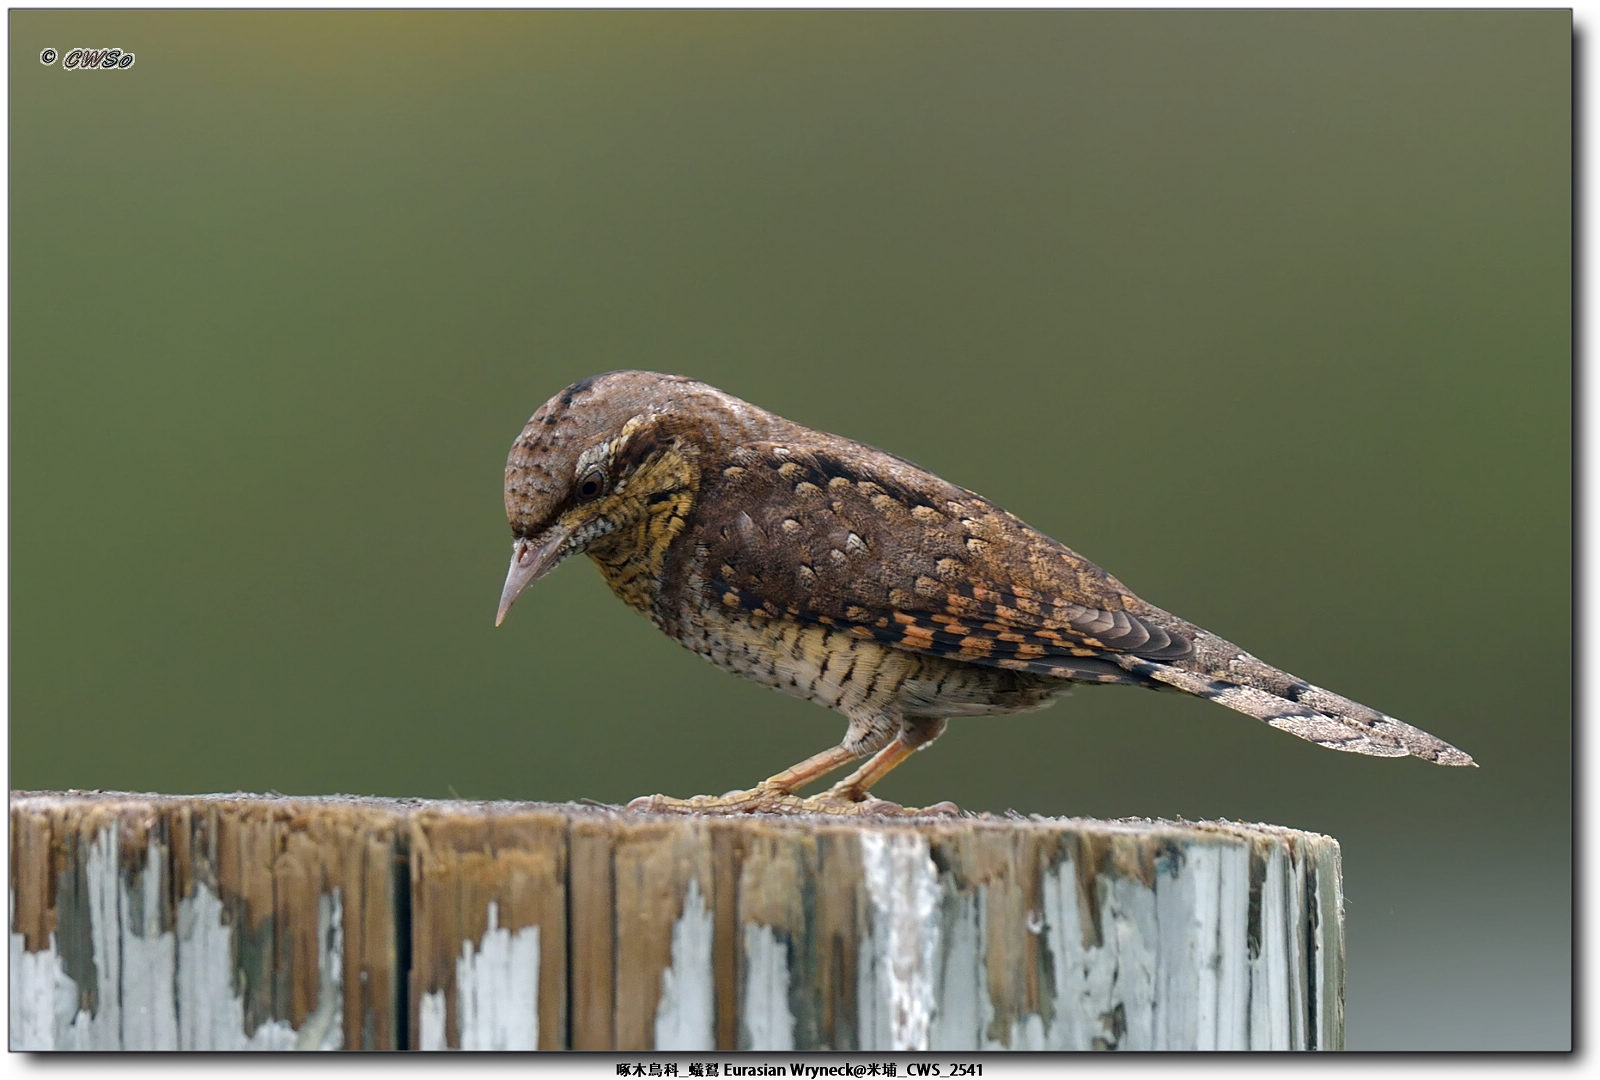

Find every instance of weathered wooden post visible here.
[9,791,1344,1051]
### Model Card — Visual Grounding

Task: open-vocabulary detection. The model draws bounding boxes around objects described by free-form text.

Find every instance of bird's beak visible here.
[495,526,571,627]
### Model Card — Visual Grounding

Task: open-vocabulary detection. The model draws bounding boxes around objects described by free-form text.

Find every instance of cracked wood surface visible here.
[9,791,1344,1051]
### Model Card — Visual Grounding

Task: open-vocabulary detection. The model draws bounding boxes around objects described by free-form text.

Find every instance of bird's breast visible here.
[586,488,696,616]
[665,584,1065,721]
[669,597,917,714]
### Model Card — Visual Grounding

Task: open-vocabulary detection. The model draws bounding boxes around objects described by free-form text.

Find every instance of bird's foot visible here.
[794,794,962,817]
[625,782,806,816]
[801,781,963,817]
[626,785,962,818]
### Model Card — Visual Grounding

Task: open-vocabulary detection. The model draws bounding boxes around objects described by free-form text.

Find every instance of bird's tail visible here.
[1112,617,1476,767]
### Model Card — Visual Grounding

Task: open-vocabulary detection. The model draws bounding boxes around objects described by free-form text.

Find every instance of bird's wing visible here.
[699,441,1193,675]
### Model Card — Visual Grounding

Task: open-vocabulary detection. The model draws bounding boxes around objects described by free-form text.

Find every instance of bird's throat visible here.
[586,450,698,615]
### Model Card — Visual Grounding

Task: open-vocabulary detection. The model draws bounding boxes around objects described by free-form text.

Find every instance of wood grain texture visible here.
[9,791,404,1050]
[408,804,569,1049]
[10,791,1344,1051]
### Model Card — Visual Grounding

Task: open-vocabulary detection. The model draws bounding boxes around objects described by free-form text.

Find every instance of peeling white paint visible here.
[420,901,540,1050]
[9,824,345,1050]
[418,991,449,1051]
[925,838,1317,1051]
[293,893,345,1050]
[175,881,344,1049]
[859,831,940,1051]
[740,923,796,1050]
[1039,852,1117,1049]
[930,874,1040,1050]
[12,808,1340,1053]
[1311,852,1345,1050]
[654,878,714,1050]
[1285,846,1309,1050]
[9,923,94,1050]
[1103,871,1161,1049]
[9,826,123,1049]
[121,841,179,1049]
[175,878,282,1048]
[85,825,124,1046]
[1249,843,1294,1049]
[1151,842,1250,1049]
[929,880,983,1050]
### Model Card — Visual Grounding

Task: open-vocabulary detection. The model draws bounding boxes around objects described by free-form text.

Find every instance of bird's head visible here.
[496,371,712,626]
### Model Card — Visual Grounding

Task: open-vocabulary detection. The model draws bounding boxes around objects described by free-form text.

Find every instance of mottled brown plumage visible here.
[497,371,1473,813]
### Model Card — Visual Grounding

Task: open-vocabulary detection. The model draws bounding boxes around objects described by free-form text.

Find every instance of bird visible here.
[495,371,1474,814]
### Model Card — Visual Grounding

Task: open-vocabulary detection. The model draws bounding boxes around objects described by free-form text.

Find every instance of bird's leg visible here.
[626,715,958,817]
[805,717,958,814]
[626,743,861,815]
[757,744,863,794]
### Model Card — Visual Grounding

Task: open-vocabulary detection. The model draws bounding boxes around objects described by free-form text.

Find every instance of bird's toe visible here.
[625,785,804,815]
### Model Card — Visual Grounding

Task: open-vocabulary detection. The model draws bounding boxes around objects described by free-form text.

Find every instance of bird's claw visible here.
[625,784,803,815]
[802,794,964,817]
[626,787,964,818]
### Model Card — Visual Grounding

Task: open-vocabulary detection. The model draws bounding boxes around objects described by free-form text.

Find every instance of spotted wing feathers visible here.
[701,440,1193,673]
[698,437,1473,766]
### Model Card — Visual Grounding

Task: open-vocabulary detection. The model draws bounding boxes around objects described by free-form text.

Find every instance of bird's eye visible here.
[576,468,606,501]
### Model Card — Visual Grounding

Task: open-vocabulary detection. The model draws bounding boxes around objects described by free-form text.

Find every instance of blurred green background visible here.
[9,10,1568,1050]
